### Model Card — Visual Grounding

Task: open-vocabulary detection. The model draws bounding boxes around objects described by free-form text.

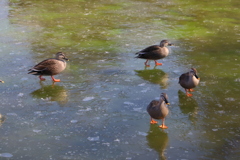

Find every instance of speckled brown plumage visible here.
[147,93,170,129]
[179,68,200,97]
[28,52,68,82]
[135,40,173,67]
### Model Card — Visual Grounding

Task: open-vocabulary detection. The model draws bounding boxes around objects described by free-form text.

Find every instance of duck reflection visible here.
[135,67,169,89]
[0,114,6,127]
[146,125,169,160]
[31,82,68,105]
[178,90,198,123]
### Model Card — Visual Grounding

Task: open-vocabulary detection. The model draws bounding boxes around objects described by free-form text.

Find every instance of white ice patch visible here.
[133,108,142,112]
[101,97,109,100]
[138,131,147,136]
[114,139,120,142]
[87,136,99,141]
[33,129,41,133]
[124,102,134,105]
[225,97,235,101]
[188,132,193,135]
[83,97,95,101]
[6,113,17,116]
[234,78,240,82]
[17,93,24,97]
[78,108,92,112]
[138,83,146,86]
[70,120,78,123]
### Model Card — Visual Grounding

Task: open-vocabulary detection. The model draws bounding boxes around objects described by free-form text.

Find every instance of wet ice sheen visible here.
[0,153,13,158]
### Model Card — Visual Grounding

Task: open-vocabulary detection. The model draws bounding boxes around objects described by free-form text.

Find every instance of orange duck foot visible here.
[51,76,61,82]
[144,60,150,67]
[150,120,158,124]
[188,89,194,92]
[154,60,162,66]
[186,93,193,97]
[155,62,163,66]
[39,76,46,81]
[159,125,168,129]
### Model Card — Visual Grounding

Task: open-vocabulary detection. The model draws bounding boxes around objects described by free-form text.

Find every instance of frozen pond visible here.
[0,0,240,159]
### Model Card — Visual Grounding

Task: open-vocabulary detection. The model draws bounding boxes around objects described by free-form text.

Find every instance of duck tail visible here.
[28,69,42,75]
[135,52,145,58]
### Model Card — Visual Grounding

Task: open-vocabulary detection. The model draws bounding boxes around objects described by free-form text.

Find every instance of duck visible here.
[135,40,173,67]
[179,68,200,97]
[147,93,170,129]
[28,52,68,82]
[0,114,6,125]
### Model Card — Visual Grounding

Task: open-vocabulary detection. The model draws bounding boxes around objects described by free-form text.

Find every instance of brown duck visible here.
[135,40,173,67]
[28,52,68,82]
[179,68,200,97]
[147,93,170,129]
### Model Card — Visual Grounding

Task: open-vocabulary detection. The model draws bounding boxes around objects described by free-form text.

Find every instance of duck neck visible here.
[159,43,165,47]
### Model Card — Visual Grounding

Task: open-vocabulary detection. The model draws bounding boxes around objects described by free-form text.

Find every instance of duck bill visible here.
[64,58,69,61]
[168,43,174,46]
[166,103,170,105]
[0,80,4,83]
[195,74,199,79]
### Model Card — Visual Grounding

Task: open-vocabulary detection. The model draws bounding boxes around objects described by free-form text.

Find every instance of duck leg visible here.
[188,89,194,92]
[144,60,150,67]
[51,76,61,82]
[39,75,46,81]
[159,118,168,129]
[150,118,158,124]
[185,89,193,97]
[154,60,162,66]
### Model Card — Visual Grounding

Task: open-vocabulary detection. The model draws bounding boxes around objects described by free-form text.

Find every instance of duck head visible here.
[190,68,200,80]
[56,52,69,61]
[161,93,170,105]
[160,40,173,47]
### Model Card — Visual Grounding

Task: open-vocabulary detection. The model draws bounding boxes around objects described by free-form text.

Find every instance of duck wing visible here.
[179,72,190,84]
[135,45,159,55]
[28,58,57,75]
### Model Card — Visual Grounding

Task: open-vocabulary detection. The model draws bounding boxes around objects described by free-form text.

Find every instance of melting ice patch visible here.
[83,97,95,101]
